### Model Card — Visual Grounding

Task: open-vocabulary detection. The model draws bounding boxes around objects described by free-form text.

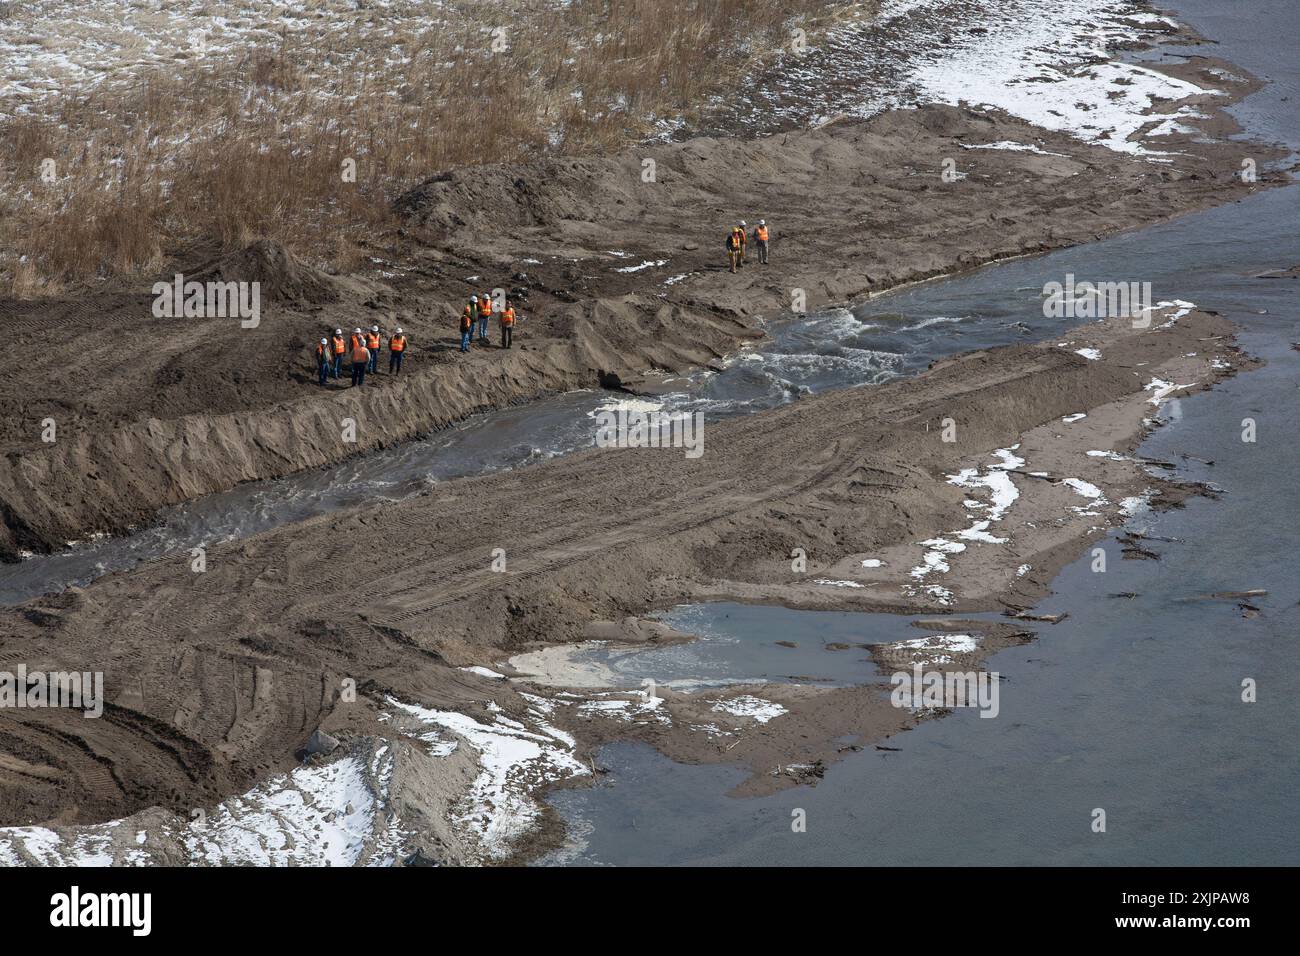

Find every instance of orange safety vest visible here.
[366,332,380,349]
[389,334,406,352]
[352,345,369,364]
[756,225,768,241]
[332,335,346,355]
[350,333,363,351]
[501,307,515,327]
[461,308,473,331]
[480,298,493,317]
[316,343,328,362]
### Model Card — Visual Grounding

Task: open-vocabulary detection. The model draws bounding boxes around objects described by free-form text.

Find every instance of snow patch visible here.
[710,695,787,723]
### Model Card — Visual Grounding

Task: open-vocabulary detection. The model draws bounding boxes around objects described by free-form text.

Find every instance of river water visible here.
[537,0,1300,866]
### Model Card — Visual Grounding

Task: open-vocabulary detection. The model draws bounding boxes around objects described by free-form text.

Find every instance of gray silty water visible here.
[539,0,1300,863]
[554,602,936,691]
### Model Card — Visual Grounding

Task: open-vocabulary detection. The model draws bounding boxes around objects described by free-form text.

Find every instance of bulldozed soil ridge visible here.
[0,99,1282,562]
[0,304,1242,830]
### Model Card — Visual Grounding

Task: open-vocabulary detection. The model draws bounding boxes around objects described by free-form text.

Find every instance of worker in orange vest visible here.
[388,327,407,373]
[349,327,364,353]
[316,338,330,386]
[330,329,346,378]
[753,219,770,264]
[460,304,474,353]
[478,292,493,343]
[366,325,382,374]
[500,301,515,349]
[350,339,370,387]
[726,228,742,273]
[736,220,748,266]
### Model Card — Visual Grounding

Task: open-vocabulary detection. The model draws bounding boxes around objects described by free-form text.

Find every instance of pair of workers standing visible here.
[727,219,771,273]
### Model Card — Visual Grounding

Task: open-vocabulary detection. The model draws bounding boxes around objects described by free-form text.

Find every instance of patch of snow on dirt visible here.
[183,750,394,866]
[905,1,1215,159]
[1146,299,1197,327]
[711,695,787,723]
[614,259,668,273]
[889,632,980,665]
[388,699,587,861]
[905,446,1025,601]
[959,140,1063,155]
[1144,378,1197,405]
[460,665,506,679]
[0,742,407,867]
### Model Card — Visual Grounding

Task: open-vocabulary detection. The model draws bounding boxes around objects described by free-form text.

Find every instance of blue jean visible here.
[477,316,488,339]
[318,360,328,385]
[332,354,342,377]
[461,329,471,352]
[368,349,379,373]
[389,351,403,373]
[351,362,366,386]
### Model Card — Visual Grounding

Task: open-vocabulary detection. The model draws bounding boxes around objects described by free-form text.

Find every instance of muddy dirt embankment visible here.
[0,303,1244,833]
[0,97,1280,561]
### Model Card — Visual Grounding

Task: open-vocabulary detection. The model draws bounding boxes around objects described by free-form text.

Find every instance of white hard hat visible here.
[739,220,747,226]
[320,337,327,344]
[335,329,342,335]
[759,219,765,225]
[471,294,478,300]
[371,325,379,332]
[354,327,361,333]
[395,327,403,334]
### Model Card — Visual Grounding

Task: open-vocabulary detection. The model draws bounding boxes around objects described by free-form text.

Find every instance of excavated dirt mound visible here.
[186,239,342,305]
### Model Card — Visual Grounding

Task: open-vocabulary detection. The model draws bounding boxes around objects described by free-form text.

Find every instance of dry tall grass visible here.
[1,0,847,295]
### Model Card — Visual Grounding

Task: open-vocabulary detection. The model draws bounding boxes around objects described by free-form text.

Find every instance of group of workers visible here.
[308,214,775,385]
[459,293,517,352]
[311,290,522,387]
[305,218,774,390]
[309,220,770,387]
[726,218,771,273]
[310,222,771,387]
[315,325,407,387]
